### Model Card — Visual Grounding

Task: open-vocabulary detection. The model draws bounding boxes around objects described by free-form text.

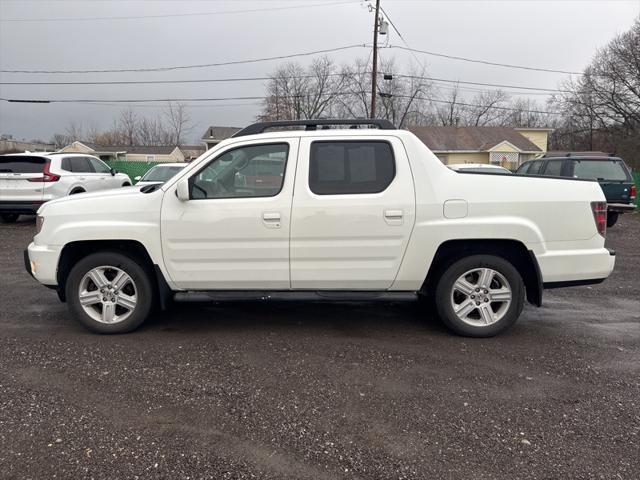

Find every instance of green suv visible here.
[516,155,636,227]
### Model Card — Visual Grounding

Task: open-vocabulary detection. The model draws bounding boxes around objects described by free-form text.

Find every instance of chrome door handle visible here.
[384,209,403,226]
[263,212,281,221]
[262,212,281,229]
[384,210,403,219]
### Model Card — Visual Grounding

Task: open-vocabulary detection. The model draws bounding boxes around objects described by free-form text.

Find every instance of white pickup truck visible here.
[25,120,616,337]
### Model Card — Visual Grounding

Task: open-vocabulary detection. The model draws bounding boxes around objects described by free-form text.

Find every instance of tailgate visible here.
[599,181,634,204]
[0,156,47,202]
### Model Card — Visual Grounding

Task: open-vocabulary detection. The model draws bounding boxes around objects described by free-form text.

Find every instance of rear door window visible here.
[543,160,564,176]
[66,157,94,173]
[527,160,544,175]
[0,156,47,173]
[571,160,630,181]
[515,162,531,174]
[309,141,395,195]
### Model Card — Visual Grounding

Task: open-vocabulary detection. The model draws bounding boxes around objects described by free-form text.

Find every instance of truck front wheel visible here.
[435,255,525,337]
[65,251,154,334]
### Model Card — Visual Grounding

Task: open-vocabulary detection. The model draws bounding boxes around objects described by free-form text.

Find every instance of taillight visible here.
[631,184,637,201]
[28,161,60,182]
[591,201,607,237]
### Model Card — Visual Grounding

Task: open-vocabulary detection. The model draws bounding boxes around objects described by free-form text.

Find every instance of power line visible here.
[0,1,360,23]
[378,5,427,73]
[0,93,569,117]
[386,45,585,75]
[393,74,568,93]
[0,72,567,93]
[0,44,370,74]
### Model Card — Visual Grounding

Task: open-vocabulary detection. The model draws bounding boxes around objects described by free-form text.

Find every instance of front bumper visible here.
[25,242,62,286]
[0,201,46,215]
[607,203,637,213]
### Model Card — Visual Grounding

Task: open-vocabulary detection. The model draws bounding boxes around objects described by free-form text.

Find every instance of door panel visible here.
[87,157,114,190]
[160,139,298,290]
[290,137,416,290]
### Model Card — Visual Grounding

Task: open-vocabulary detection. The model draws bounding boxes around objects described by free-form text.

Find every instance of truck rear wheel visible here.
[606,212,619,228]
[65,251,154,334]
[434,255,525,337]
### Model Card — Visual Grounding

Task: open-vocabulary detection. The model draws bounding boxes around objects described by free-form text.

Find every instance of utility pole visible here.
[370,0,381,119]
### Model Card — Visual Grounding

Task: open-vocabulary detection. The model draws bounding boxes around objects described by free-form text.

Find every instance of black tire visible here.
[122,183,131,187]
[606,212,619,228]
[1,213,19,223]
[434,255,525,337]
[69,189,85,195]
[65,251,154,334]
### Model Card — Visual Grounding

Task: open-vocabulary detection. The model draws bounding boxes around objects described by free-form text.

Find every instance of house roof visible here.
[80,142,178,155]
[202,126,240,141]
[408,126,543,152]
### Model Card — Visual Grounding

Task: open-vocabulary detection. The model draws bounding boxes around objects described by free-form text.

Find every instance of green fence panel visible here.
[105,161,162,184]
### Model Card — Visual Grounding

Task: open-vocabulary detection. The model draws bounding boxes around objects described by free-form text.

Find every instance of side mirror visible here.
[176,178,190,201]
[134,176,141,181]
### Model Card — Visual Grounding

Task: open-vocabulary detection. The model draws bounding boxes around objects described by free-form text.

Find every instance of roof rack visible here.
[231,119,396,138]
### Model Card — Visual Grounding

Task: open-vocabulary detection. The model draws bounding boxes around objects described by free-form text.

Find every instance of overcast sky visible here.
[1,0,638,144]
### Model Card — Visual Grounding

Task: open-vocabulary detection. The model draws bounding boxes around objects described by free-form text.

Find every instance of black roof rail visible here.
[231,119,396,138]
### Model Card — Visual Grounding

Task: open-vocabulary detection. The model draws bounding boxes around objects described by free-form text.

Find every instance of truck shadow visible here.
[143,300,450,337]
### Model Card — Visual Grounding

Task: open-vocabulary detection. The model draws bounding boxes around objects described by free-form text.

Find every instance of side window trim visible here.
[188,142,290,200]
[308,140,396,196]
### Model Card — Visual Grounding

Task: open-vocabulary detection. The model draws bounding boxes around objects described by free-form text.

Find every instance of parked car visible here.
[134,163,186,187]
[448,163,512,174]
[516,155,636,227]
[0,153,131,223]
[25,119,615,337]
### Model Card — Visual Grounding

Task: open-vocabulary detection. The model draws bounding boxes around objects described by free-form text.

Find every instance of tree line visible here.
[47,19,638,168]
[258,18,639,167]
[258,56,550,129]
[51,101,192,149]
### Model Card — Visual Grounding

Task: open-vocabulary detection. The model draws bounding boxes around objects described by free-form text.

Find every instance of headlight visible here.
[35,215,45,235]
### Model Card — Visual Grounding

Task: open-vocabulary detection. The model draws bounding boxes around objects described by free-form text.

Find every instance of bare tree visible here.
[461,90,510,126]
[137,117,171,146]
[260,56,345,121]
[548,18,640,166]
[51,133,72,149]
[163,102,192,145]
[64,120,85,142]
[435,84,465,126]
[375,60,433,128]
[118,107,138,146]
[334,57,372,119]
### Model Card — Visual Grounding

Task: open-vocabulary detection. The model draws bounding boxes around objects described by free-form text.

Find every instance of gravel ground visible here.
[1,214,639,479]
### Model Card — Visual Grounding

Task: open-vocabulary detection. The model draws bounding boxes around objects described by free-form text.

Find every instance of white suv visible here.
[0,152,131,222]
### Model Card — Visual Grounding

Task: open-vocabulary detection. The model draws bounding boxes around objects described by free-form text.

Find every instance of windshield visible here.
[140,165,184,182]
[0,155,47,173]
[571,160,630,182]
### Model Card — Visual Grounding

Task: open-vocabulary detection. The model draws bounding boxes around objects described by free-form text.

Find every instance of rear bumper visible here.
[26,242,61,286]
[0,201,45,214]
[536,246,615,285]
[607,203,636,213]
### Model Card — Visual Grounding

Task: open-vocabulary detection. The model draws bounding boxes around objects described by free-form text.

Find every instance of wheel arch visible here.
[421,239,542,306]
[68,185,86,195]
[56,239,171,307]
